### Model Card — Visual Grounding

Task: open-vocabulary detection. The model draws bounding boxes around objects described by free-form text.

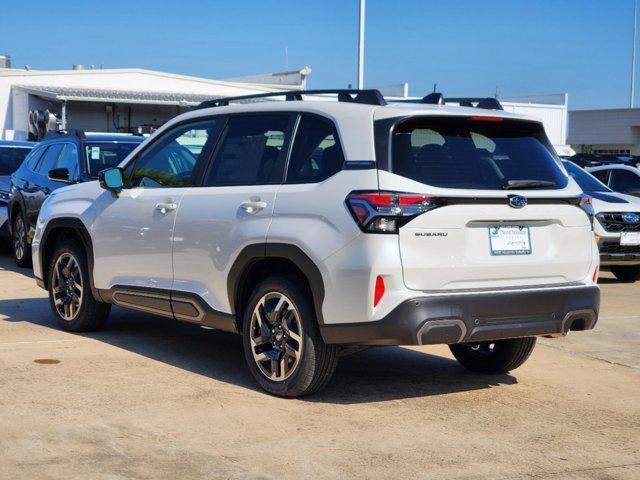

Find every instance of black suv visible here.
[9,130,144,266]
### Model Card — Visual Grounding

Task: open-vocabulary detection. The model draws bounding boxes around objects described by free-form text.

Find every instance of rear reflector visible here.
[373,276,385,307]
[592,266,599,283]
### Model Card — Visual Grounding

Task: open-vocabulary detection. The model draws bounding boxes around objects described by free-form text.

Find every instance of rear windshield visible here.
[390,116,568,190]
[0,146,31,175]
[84,142,140,177]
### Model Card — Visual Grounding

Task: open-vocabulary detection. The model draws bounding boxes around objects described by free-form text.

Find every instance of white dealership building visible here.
[0,64,310,141]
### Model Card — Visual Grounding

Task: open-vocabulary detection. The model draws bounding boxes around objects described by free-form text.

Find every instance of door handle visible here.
[240,200,267,214]
[155,202,178,214]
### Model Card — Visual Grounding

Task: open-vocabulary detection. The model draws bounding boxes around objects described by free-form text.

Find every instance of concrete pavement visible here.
[0,248,638,479]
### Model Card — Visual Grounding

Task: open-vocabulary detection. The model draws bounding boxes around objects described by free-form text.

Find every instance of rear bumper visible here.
[320,285,600,346]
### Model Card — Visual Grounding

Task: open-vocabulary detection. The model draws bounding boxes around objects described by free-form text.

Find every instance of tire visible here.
[611,265,640,282]
[47,239,111,332]
[242,276,339,397]
[12,210,31,268]
[449,337,537,374]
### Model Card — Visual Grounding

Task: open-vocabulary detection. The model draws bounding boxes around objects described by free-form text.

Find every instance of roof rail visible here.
[414,93,503,110]
[43,128,86,140]
[194,89,387,110]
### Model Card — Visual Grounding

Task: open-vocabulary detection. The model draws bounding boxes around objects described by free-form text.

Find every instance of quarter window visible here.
[204,115,289,186]
[26,146,45,170]
[127,120,219,188]
[35,144,63,174]
[590,169,610,184]
[286,115,344,183]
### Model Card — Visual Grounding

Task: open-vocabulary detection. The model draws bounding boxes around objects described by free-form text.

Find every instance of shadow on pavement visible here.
[0,248,516,402]
[0,292,517,403]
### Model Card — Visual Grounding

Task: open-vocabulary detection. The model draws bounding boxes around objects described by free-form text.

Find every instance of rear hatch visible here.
[377,114,593,291]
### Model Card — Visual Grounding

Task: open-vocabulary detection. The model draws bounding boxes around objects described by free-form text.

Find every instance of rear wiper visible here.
[501,179,556,190]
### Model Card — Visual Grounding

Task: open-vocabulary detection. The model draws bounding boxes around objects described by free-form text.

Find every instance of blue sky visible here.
[0,0,635,109]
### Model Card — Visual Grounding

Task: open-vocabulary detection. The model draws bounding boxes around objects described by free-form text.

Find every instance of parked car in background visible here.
[0,140,35,240]
[586,164,640,198]
[8,130,144,266]
[572,153,640,169]
[32,90,600,397]
[564,161,640,281]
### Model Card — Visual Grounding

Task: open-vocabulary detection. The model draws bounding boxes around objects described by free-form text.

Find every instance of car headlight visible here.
[0,191,9,203]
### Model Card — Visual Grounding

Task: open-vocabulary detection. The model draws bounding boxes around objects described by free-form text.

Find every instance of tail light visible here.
[346,191,439,233]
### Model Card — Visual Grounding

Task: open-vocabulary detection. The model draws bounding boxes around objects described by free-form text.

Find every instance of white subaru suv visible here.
[32,90,600,397]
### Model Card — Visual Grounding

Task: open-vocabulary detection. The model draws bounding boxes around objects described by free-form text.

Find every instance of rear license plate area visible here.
[489,225,532,255]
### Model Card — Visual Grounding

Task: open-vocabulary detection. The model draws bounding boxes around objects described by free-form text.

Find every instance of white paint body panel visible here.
[90,187,186,291]
[172,185,278,312]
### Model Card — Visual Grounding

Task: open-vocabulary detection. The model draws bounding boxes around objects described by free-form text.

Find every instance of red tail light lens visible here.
[373,276,385,307]
[346,191,438,233]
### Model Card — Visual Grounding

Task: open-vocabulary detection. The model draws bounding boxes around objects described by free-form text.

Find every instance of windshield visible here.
[0,146,32,175]
[84,142,140,177]
[562,161,611,193]
[390,116,568,190]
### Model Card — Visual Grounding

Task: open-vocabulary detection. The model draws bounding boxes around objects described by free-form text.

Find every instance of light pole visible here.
[632,0,637,107]
[357,0,365,89]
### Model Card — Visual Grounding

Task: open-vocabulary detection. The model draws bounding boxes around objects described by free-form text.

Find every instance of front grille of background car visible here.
[599,243,640,255]
[596,213,640,232]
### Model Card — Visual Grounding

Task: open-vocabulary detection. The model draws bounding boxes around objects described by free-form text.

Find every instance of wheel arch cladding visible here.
[228,243,326,332]
[40,218,102,301]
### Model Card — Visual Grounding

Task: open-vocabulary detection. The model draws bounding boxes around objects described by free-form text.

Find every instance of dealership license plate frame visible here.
[489,225,532,256]
[620,231,640,246]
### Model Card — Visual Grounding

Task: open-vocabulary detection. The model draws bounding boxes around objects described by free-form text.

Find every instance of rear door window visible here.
[390,116,567,190]
[204,115,290,186]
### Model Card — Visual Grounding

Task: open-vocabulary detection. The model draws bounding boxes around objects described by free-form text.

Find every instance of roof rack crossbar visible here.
[195,89,387,110]
[397,93,504,110]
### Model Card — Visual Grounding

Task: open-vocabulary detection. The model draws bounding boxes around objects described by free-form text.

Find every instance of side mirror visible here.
[98,167,124,194]
[48,168,71,183]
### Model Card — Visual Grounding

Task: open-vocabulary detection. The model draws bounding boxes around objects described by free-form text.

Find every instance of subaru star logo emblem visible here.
[622,213,640,224]
[508,195,527,209]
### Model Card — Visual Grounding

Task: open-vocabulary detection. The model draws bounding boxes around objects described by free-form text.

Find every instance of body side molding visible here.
[99,285,237,332]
